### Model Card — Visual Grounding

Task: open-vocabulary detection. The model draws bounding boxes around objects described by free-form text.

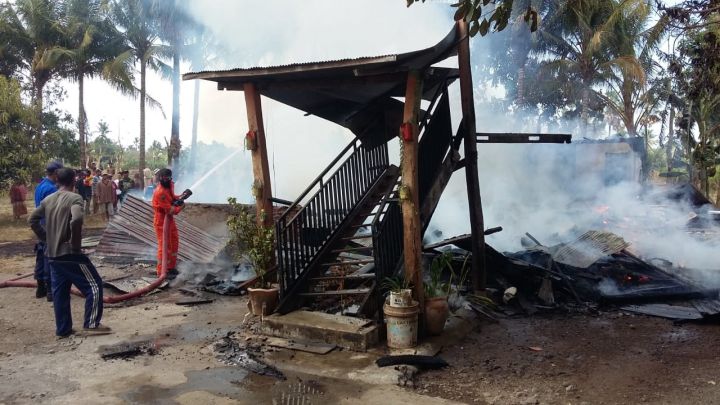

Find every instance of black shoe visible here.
[35,282,47,299]
[166,268,179,280]
[57,329,76,339]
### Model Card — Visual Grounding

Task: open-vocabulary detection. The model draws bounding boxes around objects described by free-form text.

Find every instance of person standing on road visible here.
[9,179,28,220]
[91,169,102,214]
[152,168,185,280]
[96,174,115,221]
[29,168,110,338]
[32,161,63,300]
[75,170,92,214]
[118,170,134,203]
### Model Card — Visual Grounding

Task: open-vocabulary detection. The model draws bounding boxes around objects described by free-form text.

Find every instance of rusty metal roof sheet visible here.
[95,195,227,263]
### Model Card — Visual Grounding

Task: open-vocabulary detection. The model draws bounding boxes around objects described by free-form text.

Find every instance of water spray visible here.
[187,148,243,191]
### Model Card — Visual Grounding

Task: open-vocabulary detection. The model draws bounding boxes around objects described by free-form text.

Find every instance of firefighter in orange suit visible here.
[152,168,184,279]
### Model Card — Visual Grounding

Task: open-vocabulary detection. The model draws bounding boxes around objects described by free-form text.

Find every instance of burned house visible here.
[179,22,571,343]
[180,22,719,346]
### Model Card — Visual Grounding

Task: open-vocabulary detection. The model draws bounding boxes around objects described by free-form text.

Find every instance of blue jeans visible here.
[49,254,104,336]
[33,242,50,285]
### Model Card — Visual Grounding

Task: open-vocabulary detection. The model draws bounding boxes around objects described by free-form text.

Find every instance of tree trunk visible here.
[78,74,87,168]
[666,107,675,173]
[190,79,200,172]
[139,61,146,188]
[170,46,180,168]
[33,80,45,146]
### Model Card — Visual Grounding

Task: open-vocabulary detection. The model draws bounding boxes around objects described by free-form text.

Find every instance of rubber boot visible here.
[46,281,53,302]
[35,282,47,299]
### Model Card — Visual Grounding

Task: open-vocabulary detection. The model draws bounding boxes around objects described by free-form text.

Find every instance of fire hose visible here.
[0,212,171,303]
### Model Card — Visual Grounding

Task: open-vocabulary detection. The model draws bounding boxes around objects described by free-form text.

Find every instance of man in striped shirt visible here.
[29,168,111,338]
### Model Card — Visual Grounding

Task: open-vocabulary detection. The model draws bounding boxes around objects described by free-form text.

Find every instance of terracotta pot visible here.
[424,296,450,335]
[247,287,279,316]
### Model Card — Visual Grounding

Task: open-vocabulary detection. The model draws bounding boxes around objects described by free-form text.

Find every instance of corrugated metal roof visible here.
[182,26,460,147]
[95,195,227,264]
[184,54,399,80]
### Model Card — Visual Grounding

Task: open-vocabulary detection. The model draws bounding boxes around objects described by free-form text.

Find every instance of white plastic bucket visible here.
[383,301,419,349]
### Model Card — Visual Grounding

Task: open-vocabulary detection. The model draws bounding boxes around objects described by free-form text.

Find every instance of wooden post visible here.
[457,20,487,292]
[400,70,424,309]
[243,83,274,229]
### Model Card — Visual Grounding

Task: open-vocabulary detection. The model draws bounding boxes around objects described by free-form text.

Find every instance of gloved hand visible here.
[172,199,185,207]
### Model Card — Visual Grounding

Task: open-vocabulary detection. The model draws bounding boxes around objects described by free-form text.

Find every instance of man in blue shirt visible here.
[33,161,63,300]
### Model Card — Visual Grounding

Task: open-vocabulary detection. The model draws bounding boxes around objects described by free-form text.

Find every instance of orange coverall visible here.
[152,182,183,276]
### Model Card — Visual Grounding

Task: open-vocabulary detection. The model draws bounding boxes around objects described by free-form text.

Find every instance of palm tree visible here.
[44,0,135,168]
[531,0,646,134]
[185,28,219,172]
[111,0,167,187]
[155,0,181,168]
[0,0,66,142]
[596,1,669,138]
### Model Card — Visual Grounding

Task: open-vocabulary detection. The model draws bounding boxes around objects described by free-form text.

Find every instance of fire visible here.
[594,205,610,215]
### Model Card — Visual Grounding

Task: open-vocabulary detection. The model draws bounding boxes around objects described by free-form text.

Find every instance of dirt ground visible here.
[415,312,720,404]
[1,198,720,404]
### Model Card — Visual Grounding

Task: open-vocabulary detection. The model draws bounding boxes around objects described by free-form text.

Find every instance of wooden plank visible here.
[476,133,572,144]
[400,70,425,309]
[175,298,214,306]
[420,149,460,232]
[457,20,487,292]
[264,337,336,355]
[299,288,371,296]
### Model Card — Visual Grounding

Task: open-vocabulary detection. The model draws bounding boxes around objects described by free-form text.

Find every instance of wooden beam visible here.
[243,83,274,229]
[420,149,460,231]
[457,20,487,292]
[476,133,572,144]
[400,70,425,309]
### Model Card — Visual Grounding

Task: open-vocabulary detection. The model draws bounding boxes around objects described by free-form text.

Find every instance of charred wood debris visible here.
[427,227,720,323]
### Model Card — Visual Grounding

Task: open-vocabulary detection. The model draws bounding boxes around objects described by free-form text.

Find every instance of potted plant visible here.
[382,275,413,308]
[424,252,453,335]
[227,197,277,316]
[381,275,419,349]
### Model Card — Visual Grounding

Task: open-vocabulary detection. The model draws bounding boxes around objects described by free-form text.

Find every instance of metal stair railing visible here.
[275,137,389,297]
[371,185,403,322]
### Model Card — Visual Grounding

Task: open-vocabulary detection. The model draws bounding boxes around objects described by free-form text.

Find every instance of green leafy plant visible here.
[381,275,411,294]
[227,197,275,288]
[425,252,454,298]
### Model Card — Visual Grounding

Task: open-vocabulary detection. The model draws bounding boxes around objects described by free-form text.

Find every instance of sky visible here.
[56,0,455,200]
[57,1,454,150]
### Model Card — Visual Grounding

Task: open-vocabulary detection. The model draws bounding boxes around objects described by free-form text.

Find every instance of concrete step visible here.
[261,310,379,351]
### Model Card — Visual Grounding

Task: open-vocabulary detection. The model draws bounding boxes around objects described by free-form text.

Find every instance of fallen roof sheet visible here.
[552,231,630,268]
[95,195,227,263]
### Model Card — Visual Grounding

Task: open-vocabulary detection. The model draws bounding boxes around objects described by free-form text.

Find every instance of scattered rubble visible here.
[211,334,285,380]
[99,340,159,360]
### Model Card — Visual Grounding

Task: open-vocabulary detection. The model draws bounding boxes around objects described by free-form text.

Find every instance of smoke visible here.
[175,0,454,204]
[428,135,720,285]
[169,2,720,285]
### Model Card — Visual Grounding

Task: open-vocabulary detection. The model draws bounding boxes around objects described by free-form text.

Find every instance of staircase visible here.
[275,138,396,314]
[275,85,458,318]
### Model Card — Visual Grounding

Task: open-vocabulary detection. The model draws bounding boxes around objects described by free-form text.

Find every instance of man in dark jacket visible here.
[75,170,92,214]
[32,161,62,300]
